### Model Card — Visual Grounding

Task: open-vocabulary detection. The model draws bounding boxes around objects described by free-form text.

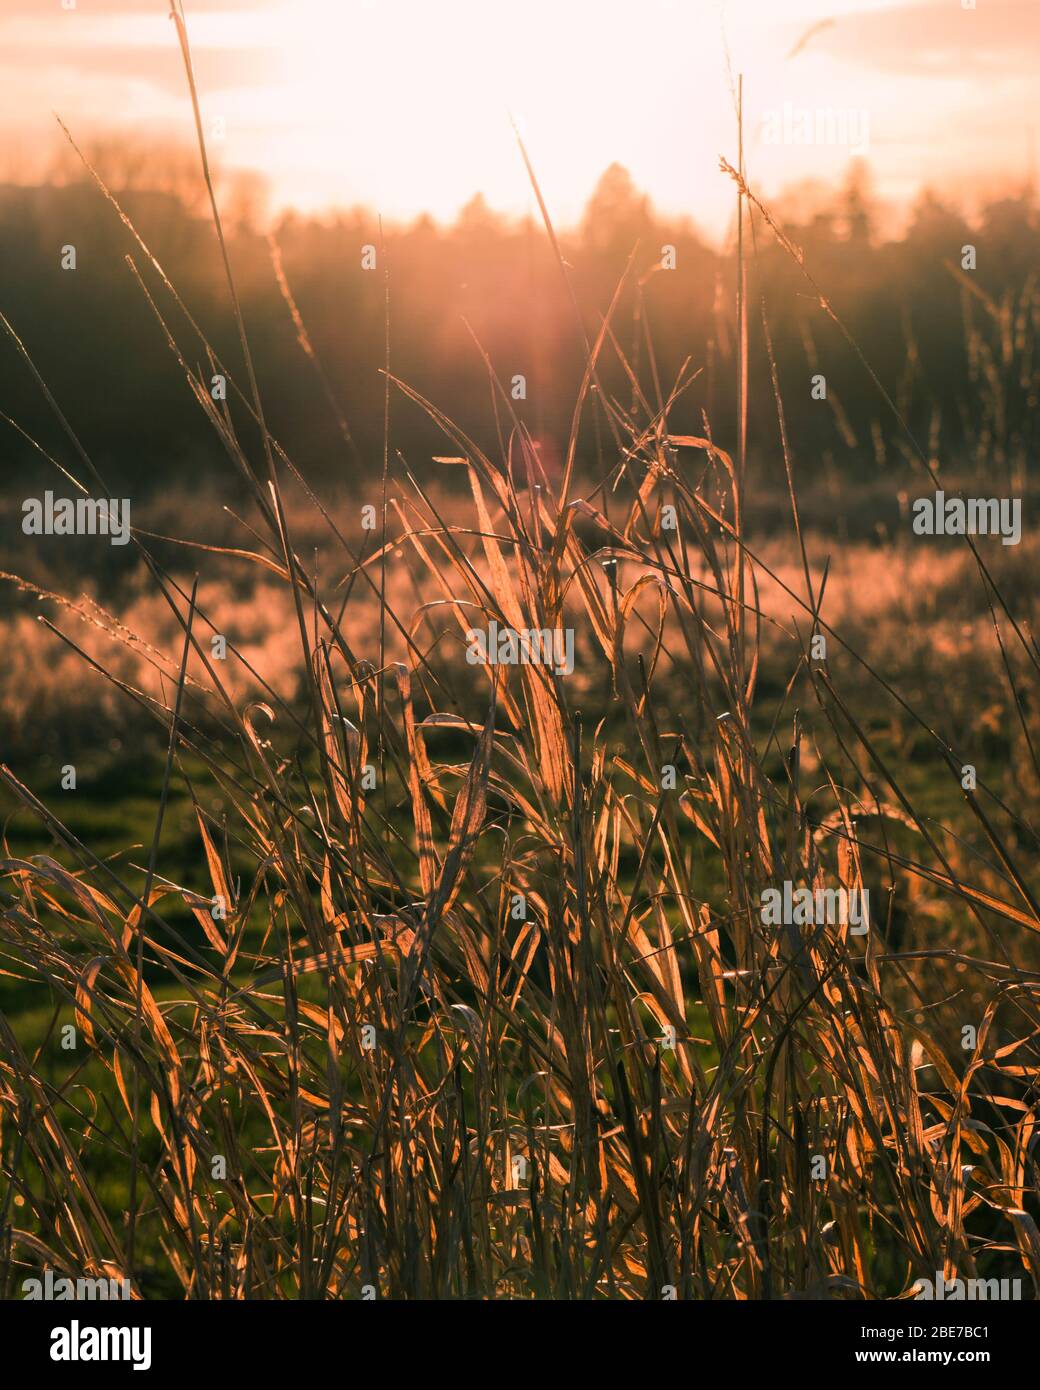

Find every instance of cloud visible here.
[0,6,283,101]
[2,0,272,12]
[783,0,1040,75]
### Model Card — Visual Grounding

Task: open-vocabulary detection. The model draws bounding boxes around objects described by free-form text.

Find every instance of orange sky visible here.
[1,0,1035,236]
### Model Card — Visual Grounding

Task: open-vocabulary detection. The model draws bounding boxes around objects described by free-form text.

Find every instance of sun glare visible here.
[238,0,731,225]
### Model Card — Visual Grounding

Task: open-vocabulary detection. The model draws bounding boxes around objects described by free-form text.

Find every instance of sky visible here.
[0,0,1035,237]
